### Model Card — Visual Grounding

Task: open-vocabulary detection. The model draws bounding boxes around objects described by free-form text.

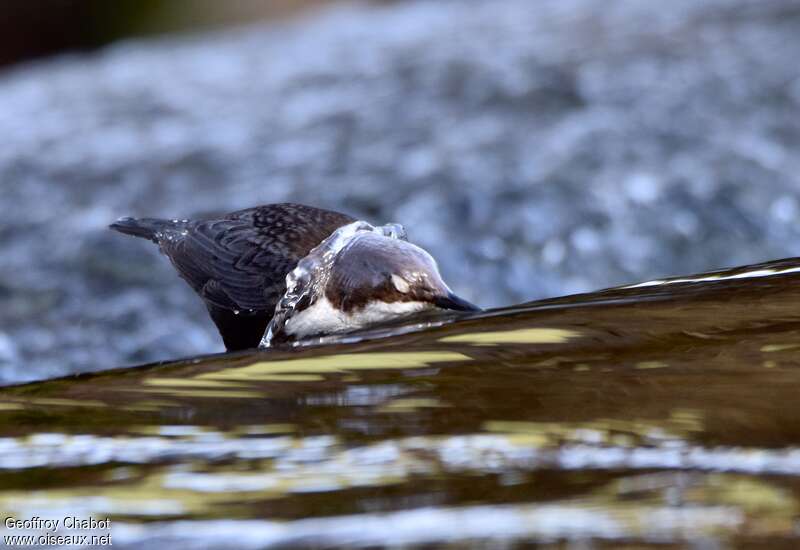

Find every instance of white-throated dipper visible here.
[110,203,479,350]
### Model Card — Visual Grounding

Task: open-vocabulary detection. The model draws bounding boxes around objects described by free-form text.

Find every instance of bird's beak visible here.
[434,292,481,312]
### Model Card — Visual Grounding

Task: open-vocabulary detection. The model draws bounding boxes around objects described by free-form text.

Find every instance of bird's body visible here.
[111,203,354,349]
[111,203,478,350]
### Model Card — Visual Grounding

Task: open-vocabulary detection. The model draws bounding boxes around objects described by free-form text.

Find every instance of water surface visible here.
[3,258,800,547]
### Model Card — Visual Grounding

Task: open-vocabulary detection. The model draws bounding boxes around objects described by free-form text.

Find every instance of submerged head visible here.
[326,232,478,315]
[269,227,479,343]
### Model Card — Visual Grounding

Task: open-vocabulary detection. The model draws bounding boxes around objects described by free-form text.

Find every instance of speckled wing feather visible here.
[162,204,355,312]
[112,203,355,350]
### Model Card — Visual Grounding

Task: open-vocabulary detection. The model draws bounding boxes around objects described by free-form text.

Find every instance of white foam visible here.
[622,266,800,289]
[108,502,739,548]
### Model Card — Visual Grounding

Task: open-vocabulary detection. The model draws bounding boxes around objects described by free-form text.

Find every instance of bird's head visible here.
[325,232,479,316]
[267,226,480,344]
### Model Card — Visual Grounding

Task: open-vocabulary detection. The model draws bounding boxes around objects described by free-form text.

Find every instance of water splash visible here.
[260,221,408,348]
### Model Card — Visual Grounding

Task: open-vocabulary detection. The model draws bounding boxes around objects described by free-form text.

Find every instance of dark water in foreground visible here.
[4,258,800,548]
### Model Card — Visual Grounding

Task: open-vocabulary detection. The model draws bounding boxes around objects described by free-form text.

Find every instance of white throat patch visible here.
[283,296,433,337]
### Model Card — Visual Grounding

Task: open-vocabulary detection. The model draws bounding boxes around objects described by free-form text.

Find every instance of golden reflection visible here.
[377,398,447,413]
[438,328,580,346]
[694,475,798,516]
[233,424,296,435]
[121,400,181,412]
[761,344,800,353]
[245,374,325,382]
[596,473,796,537]
[3,398,108,408]
[196,351,470,382]
[0,467,271,519]
[635,361,668,369]
[483,409,704,445]
[142,378,250,388]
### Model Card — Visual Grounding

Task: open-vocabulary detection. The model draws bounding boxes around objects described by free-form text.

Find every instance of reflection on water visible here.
[4,257,800,547]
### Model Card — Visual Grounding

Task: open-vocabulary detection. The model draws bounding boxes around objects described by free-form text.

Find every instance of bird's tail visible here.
[109,217,185,243]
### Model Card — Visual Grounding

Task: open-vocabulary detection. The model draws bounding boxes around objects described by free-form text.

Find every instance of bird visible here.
[263,225,480,346]
[110,203,478,350]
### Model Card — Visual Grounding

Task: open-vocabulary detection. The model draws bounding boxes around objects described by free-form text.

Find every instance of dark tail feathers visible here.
[109,217,185,243]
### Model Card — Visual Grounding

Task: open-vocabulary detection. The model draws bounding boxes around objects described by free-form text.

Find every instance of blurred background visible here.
[1,0,800,383]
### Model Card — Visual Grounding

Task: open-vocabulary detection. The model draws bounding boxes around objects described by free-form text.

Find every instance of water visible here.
[3,257,800,547]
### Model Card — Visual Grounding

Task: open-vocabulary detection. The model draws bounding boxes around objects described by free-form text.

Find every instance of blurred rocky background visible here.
[1,0,800,383]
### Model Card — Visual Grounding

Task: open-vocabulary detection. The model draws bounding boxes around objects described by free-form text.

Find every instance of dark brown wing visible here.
[159,203,354,348]
[162,203,355,313]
